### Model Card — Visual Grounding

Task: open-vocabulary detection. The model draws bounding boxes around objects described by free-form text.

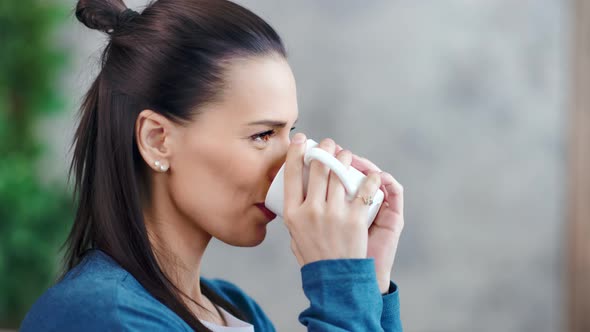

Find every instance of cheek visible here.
[167,141,267,226]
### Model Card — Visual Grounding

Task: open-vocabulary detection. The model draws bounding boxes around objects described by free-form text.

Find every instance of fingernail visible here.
[292,133,306,144]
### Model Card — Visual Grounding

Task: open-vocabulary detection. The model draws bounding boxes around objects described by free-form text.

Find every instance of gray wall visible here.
[47,1,567,331]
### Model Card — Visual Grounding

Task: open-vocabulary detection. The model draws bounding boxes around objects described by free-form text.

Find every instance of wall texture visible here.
[47,0,567,331]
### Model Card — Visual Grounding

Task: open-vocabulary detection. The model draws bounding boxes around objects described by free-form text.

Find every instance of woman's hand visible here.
[338,145,405,294]
[283,133,382,266]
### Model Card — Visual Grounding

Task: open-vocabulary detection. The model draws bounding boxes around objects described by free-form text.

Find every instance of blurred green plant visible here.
[0,0,73,328]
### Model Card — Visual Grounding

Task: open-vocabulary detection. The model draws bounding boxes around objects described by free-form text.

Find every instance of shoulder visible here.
[20,250,190,332]
[201,277,275,331]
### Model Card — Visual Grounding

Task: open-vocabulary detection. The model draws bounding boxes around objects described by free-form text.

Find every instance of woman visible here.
[20,0,405,331]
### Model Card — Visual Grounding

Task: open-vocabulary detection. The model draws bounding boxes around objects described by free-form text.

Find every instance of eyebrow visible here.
[247,119,298,128]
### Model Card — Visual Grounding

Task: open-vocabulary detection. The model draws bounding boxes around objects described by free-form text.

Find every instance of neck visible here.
[144,199,212,303]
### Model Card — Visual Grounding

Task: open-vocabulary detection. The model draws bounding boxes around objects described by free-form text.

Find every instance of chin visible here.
[220,223,268,247]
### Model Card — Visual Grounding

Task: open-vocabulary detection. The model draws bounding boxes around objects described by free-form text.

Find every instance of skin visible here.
[134,55,405,326]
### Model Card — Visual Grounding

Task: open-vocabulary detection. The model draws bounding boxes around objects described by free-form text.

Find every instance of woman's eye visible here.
[251,130,275,143]
[251,127,296,144]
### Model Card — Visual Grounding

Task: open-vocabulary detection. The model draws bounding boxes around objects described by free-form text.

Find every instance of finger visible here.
[284,133,307,210]
[351,154,382,174]
[379,172,404,215]
[350,172,382,220]
[306,138,336,202]
[327,149,352,205]
[350,155,385,199]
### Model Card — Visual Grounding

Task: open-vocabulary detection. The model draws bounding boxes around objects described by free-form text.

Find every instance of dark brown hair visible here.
[66,0,286,330]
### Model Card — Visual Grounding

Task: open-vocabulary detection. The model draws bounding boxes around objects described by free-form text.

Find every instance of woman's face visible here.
[166,56,298,246]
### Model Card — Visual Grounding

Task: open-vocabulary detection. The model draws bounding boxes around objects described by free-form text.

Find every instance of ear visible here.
[135,109,177,173]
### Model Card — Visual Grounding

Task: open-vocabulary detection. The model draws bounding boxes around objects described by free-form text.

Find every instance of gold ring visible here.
[356,195,373,206]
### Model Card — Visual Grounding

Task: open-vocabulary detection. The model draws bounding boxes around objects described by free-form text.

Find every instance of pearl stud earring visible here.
[154,160,169,172]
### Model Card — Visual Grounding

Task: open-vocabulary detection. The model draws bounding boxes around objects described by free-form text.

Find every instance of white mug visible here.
[265,139,384,227]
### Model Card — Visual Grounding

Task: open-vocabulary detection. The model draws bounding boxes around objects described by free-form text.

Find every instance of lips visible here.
[255,203,277,220]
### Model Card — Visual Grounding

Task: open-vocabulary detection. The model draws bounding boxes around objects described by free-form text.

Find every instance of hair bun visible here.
[75,0,135,34]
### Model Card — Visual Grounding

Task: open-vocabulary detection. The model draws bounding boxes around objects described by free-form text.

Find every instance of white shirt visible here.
[199,305,255,332]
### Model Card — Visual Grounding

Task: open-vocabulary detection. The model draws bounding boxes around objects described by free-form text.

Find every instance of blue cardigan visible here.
[20,250,402,331]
